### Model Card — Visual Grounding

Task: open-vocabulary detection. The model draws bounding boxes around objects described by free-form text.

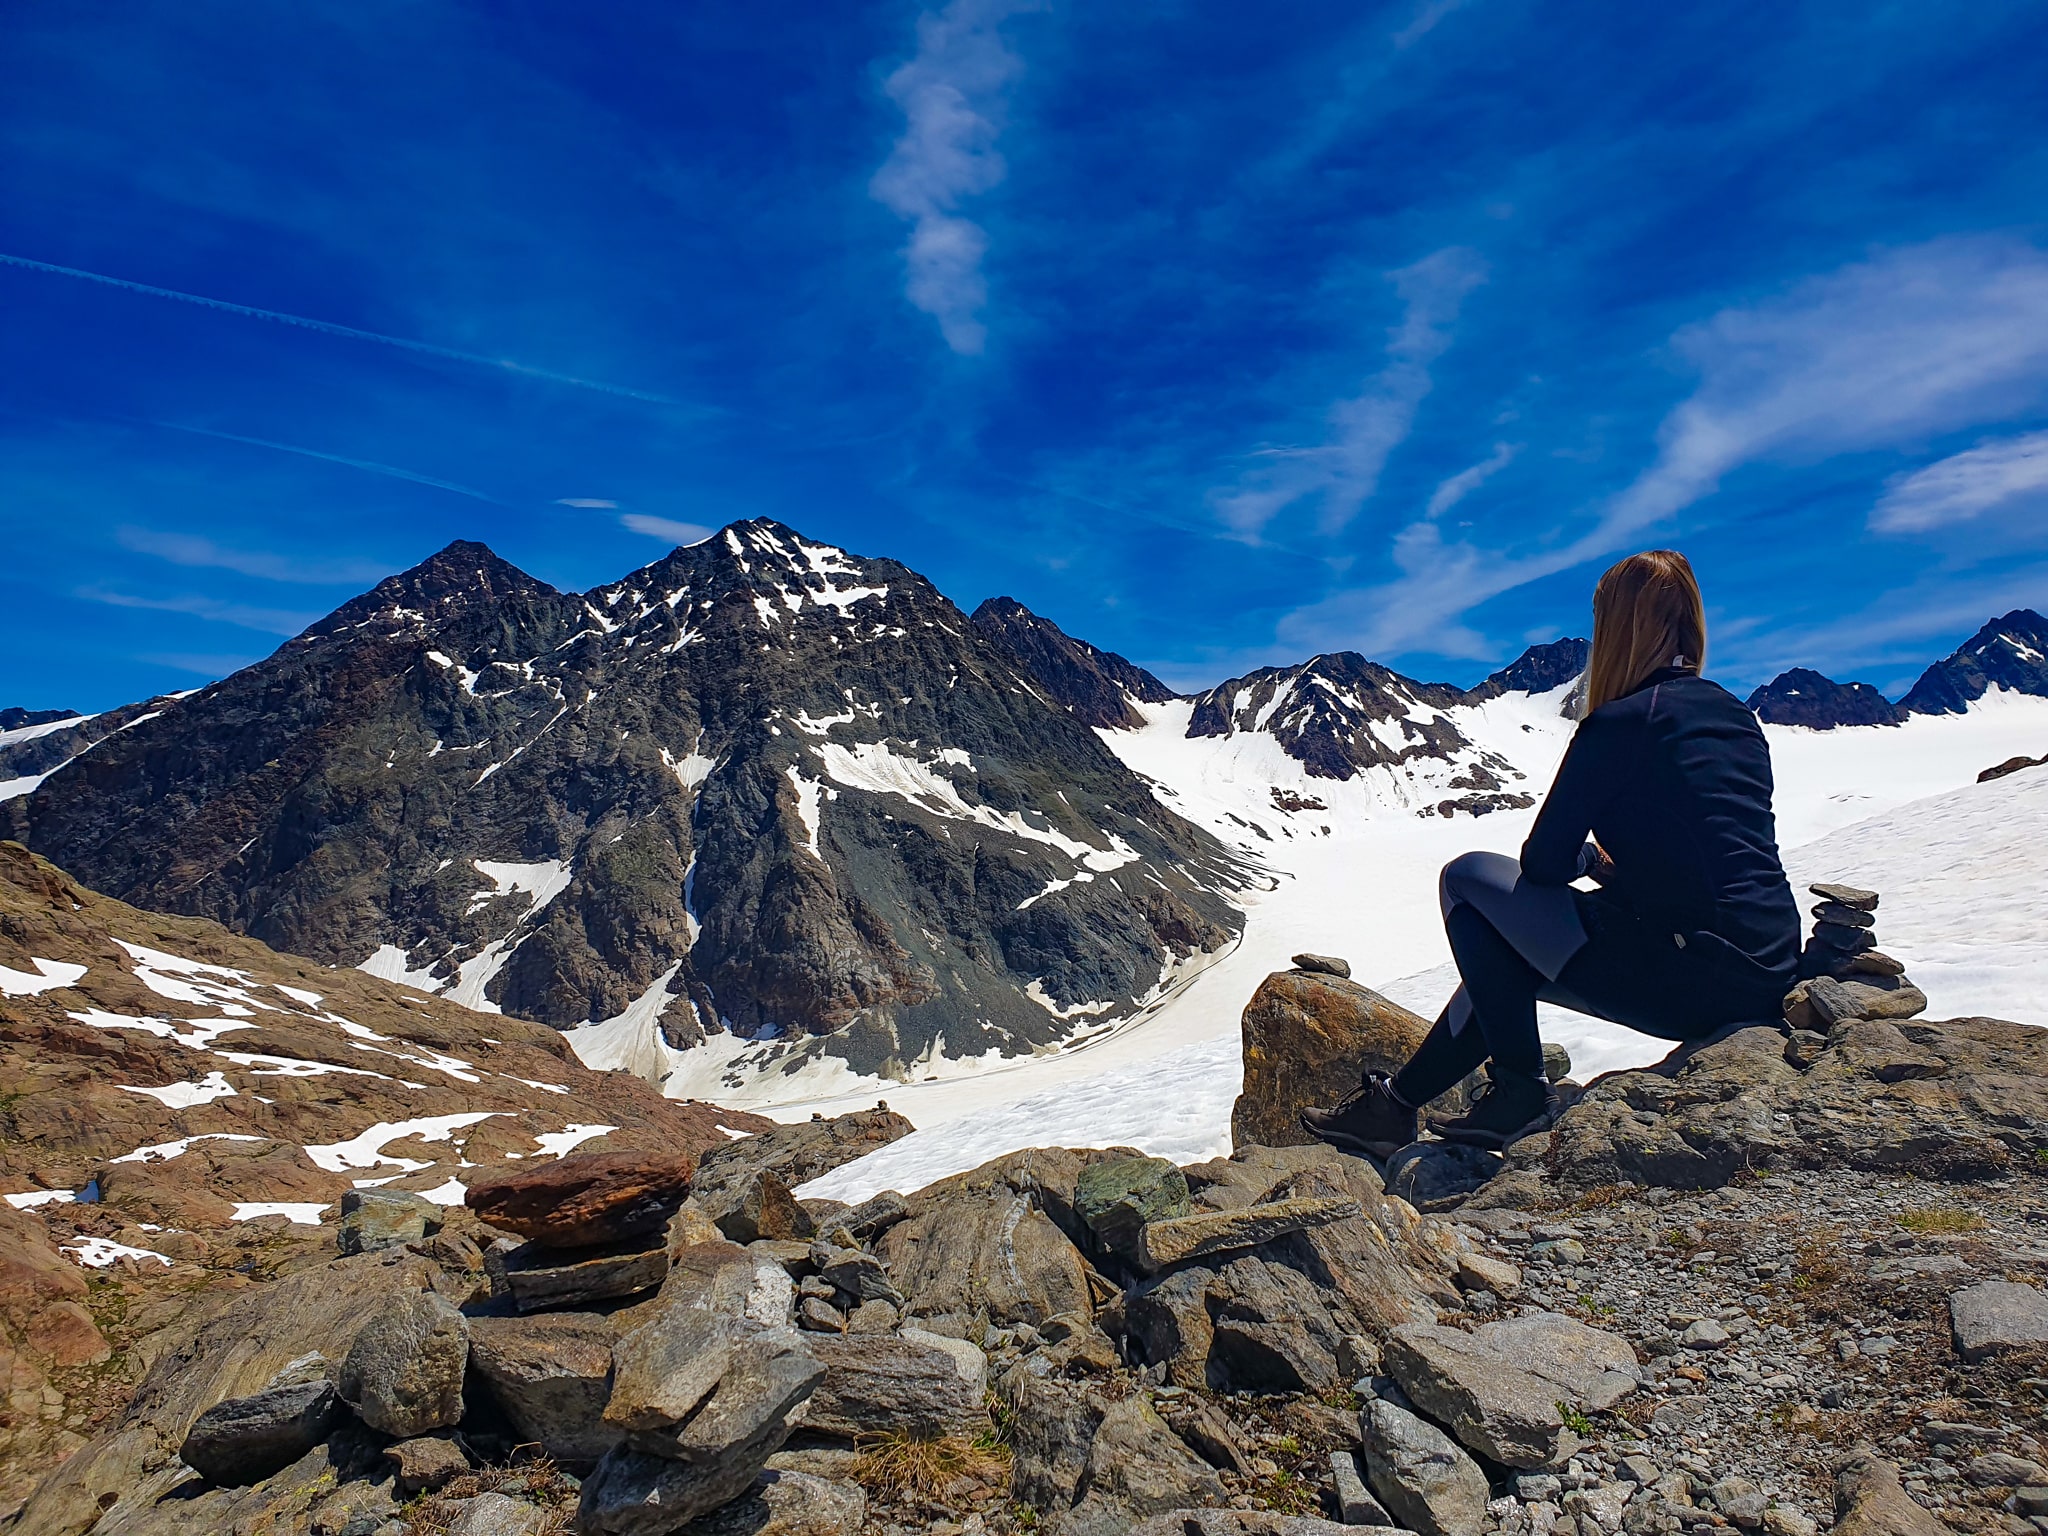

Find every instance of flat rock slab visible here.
[798,1331,986,1440]
[384,1433,471,1496]
[1383,1312,1637,1471]
[504,1234,670,1313]
[1950,1281,2048,1362]
[1136,1196,1359,1273]
[467,1149,695,1248]
[1834,1450,1947,1536]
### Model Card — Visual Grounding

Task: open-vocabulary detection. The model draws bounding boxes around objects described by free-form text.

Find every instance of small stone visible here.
[1952,1282,2048,1362]
[446,1492,545,1536]
[1293,953,1353,978]
[1619,1456,1661,1485]
[1761,1508,1817,1536]
[1811,901,1877,929]
[1331,1448,1393,1526]
[673,1469,866,1534]
[1847,950,1908,977]
[704,1170,817,1246]
[844,1298,897,1334]
[842,1190,909,1242]
[1359,1395,1491,1536]
[808,1244,902,1304]
[465,1148,694,1248]
[1517,1474,1564,1500]
[383,1434,471,1497]
[1456,1252,1523,1298]
[798,1331,987,1440]
[798,1297,844,1332]
[1805,977,1866,1027]
[1834,1449,1947,1536]
[1710,1476,1767,1529]
[1679,1320,1729,1351]
[1809,882,1878,911]
[337,1287,469,1437]
[1543,1042,1573,1084]
[1533,1239,1588,1265]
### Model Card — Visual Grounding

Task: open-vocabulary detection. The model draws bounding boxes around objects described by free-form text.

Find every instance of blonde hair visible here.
[1584,550,1707,715]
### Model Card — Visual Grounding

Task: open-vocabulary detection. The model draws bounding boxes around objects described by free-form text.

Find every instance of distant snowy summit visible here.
[1747,609,2048,728]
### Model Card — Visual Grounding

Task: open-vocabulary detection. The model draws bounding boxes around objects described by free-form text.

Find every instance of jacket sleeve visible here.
[1520,714,1624,885]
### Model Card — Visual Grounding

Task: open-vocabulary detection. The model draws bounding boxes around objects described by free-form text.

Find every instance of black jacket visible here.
[1522,667,1800,1002]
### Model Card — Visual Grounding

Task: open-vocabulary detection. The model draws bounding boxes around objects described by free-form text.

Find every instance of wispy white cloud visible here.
[115,526,389,585]
[1425,441,1518,518]
[1211,248,1486,540]
[1393,0,1475,49]
[556,496,618,509]
[619,512,714,545]
[870,0,1043,355]
[1285,235,2048,658]
[77,587,316,635]
[1871,429,2048,533]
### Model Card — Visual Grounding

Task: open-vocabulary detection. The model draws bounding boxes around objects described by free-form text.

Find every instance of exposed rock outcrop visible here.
[1232,966,1433,1150]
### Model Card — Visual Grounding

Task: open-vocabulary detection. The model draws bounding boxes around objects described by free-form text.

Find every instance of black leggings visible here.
[1390,851,1778,1106]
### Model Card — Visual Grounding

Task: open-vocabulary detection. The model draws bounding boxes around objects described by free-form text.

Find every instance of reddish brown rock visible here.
[1231,970,1433,1150]
[466,1148,698,1248]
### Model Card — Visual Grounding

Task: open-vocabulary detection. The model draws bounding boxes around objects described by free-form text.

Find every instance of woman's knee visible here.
[1439,848,1520,910]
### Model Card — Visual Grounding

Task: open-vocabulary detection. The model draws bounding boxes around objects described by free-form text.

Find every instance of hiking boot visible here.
[1427,1070,1560,1150]
[1300,1072,1417,1160]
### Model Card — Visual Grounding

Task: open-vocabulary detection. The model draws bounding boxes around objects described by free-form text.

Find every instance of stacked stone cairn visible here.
[1782,882,1929,1030]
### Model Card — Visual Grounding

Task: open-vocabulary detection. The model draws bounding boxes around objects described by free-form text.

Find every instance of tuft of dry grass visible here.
[852,1430,1010,1503]
[1897,1206,1986,1235]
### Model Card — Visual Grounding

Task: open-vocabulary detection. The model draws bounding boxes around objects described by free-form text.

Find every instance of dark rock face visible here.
[1461,638,1589,704]
[178,1377,342,1486]
[1746,669,1904,728]
[0,708,82,733]
[8,521,1241,1079]
[1901,607,2048,715]
[970,597,1179,729]
[0,696,186,788]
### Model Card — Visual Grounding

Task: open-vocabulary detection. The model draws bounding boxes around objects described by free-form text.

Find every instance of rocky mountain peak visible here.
[1900,607,2048,715]
[1746,668,1905,729]
[1462,637,1589,705]
[0,708,82,734]
[969,597,1179,729]
[300,539,567,643]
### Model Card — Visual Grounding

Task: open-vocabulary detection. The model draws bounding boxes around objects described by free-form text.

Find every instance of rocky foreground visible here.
[4,857,2048,1536]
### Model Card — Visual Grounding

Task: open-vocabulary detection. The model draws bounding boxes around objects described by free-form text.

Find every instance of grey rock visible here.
[1000,1365,1105,1509]
[1680,1319,1730,1350]
[699,1170,817,1246]
[1207,1254,1352,1392]
[448,1492,547,1536]
[1952,1281,2048,1362]
[469,1311,621,1467]
[1454,1252,1522,1298]
[1062,1393,1226,1535]
[674,1469,866,1534]
[1806,976,1869,1027]
[1174,1399,1253,1476]
[1810,882,1879,911]
[1293,953,1353,979]
[1330,1448,1395,1526]
[384,1434,471,1496]
[842,1298,897,1334]
[1543,1042,1574,1084]
[1812,901,1877,929]
[1075,1154,1192,1259]
[1968,1454,2048,1488]
[1650,1396,1706,1433]
[807,1243,901,1304]
[1383,1322,1584,1469]
[1710,1475,1768,1529]
[797,1297,843,1332]
[1385,1142,1504,1207]
[878,1154,1095,1328]
[1135,1196,1359,1273]
[336,1189,443,1256]
[503,1234,670,1313]
[1131,1514,1364,1536]
[337,1287,469,1437]
[1618,1455,1660,1484]
[1359,1395,1491,1536]
[607,1298,740,1435]
[1565,1484,1633,1533]
[842,1190,908,1243]
[179,1377,343,1485]
[641,1329,824,1465]
[798,1331,986,1440]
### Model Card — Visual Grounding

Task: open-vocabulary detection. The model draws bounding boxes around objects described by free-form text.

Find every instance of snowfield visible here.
[587,685,2048,1202]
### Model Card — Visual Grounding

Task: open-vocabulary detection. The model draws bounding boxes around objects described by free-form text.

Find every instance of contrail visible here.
[0,250,695,408]
[148,420,510,504]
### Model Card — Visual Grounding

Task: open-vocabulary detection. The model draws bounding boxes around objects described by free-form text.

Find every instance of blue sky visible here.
[3,1,2046,712]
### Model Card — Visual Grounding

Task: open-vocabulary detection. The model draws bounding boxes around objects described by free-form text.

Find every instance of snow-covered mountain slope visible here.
[1900,607,2048,715]
[8,522,1244,1085]
[1745,668,1904,728]
[796,684,2048,1201]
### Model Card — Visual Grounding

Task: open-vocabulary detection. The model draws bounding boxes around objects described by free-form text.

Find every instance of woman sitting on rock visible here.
[1303,549,1801,1156]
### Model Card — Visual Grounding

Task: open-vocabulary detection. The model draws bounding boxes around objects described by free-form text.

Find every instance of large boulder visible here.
[1550,1016,2048,1189]
[466,1149,696,1248]
[1382,1312,1637,1469]
[1074,1155,1191,1260]
[796,1331,988,1440]
[337,1285,470,1437]
[178,1371,342,1486]
[1231,969,1432,1150]
[1950,1281,2048,1363]
[468,1312,622,1467]
[675,1469,866,1535]
[336,1187,443,1255]
[1359,1395,1491,1536]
